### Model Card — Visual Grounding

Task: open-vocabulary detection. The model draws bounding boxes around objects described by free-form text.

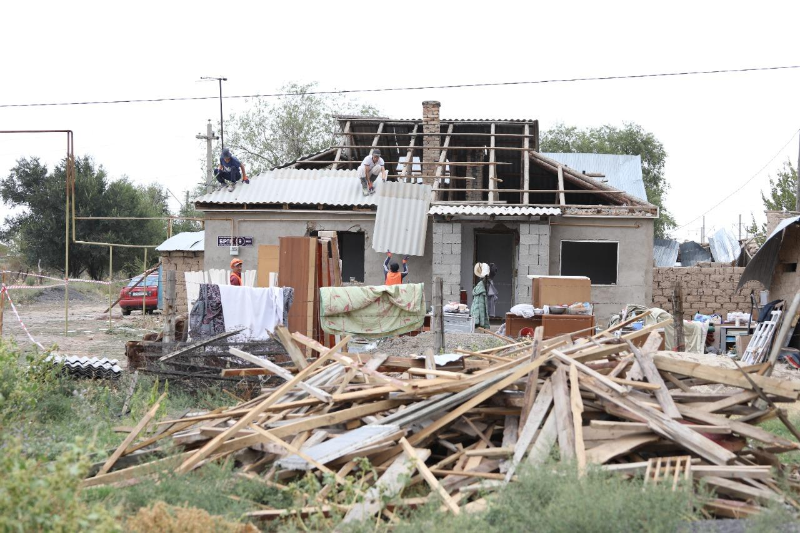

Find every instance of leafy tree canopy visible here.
[1,156,170,279]
[760,160,797,212]
[224,81,380,176]
[540,123,675,238]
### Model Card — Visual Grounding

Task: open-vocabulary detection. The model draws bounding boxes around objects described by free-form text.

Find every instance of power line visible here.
[1,64,799,109]
[675,128,800,231]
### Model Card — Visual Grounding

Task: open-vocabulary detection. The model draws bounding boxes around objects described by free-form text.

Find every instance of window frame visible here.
[559,239,620,286]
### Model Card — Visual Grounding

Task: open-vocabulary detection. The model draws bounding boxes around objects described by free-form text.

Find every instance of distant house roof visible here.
[194,168,376,208]
[541,153,647,202]
[156,231,204,252]
[653,238,679,267]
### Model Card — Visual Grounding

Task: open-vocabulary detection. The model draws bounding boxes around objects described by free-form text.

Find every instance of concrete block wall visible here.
[516,223,550,304]
[161,251,204,313]
[432,221,462,302]
[422,101,440,183]
[651,264,760,319]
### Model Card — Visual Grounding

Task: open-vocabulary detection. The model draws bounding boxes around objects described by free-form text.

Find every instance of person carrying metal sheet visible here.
[358,149,385,195]
[215,147,249,192]
[384,250,409,285]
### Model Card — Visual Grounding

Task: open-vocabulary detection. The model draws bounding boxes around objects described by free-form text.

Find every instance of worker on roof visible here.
[230,258,243,286]
[358,149,385,195]
[383,250,409,285]
[215,147,249,192]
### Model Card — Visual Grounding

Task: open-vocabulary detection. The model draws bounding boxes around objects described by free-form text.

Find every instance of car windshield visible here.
[127,275,158,288]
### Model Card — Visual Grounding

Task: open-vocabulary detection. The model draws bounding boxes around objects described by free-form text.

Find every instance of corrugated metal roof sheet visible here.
[371,182,432,256]
[156,231,205,252]
[737,215,800,291]
[429,205,561,216]
[194,169,377,207]
[542,153,647,202]
[653,238,679,267]
[708,228,741,264]
[679,241,712,266]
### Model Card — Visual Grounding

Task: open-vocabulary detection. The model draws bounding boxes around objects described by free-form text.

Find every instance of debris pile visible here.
[86,319,800,523]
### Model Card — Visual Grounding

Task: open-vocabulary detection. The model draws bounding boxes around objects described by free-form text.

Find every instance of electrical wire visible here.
[675,128,800,231]
[1,64,799,109]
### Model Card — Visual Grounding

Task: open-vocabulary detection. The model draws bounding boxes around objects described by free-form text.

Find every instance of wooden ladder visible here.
[643,455,692,491]
[741,309,782,365]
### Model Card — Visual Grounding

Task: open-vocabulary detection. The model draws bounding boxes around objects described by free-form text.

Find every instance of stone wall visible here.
[516,223,550,304]
[432,221,462,302]
[161,251,203,313]
[422,101,441,183]
[651,264,760,319]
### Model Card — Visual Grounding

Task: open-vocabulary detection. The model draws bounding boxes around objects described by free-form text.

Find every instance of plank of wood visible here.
[677,404,800,450]
[627,334,682,419]
[464,448,514,458]
[551,366,576,461]
[581,376,738,465]
[585,434,659,464]
[248,424,346,485]
[653,355,800,399]
[274,326,308,370]
[518,327,543,433]
[570,320,673,363]
[552,350,628,395]
[399,438,460,515]
[609,377,662,391]
[158,329,245,362]
[407,368,466,380]
[695,391,759,413]
[96,392,166,476]
[504,379,554,482]
[424,348,436,380]
[177,336,350,474]
[526,412,558,467]
[703,476,778,504]
[341,448,431,524]
[569,364,587,474]
[229,347,332,403]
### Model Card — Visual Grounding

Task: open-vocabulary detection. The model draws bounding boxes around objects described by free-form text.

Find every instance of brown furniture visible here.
[505,313,595,340]
[532,276,591,308]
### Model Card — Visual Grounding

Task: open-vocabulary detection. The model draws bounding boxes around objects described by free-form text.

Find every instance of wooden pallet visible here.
[643,455,692,491]
[741,309,782,365]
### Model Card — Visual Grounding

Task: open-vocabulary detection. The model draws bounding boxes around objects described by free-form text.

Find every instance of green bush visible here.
[0,437,119,532]
[392,463,698,533]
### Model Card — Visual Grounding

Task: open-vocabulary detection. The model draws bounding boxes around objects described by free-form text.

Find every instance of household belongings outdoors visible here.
[442,302,474,333]
[505,276,595,338]
[319,283,426,339]
[609,305,707,354]
[95,322,800,524]
[189,283,293,341]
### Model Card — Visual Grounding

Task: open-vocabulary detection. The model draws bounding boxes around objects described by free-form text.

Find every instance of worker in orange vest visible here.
[230,258,243,286]
[383,251,409,286]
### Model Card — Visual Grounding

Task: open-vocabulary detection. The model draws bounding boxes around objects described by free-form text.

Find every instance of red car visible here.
[120,274,159,315]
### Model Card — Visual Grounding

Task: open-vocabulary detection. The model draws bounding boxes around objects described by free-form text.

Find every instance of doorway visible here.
[475,231,515,317]
[338,231,365,283]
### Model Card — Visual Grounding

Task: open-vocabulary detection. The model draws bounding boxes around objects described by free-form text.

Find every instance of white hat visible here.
[473,262,489,278]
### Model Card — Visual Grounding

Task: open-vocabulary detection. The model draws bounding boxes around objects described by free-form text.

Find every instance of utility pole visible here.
[200,76,227,148]
[738,214,742,241]
[701,216,705,244]
[196,120,219,193]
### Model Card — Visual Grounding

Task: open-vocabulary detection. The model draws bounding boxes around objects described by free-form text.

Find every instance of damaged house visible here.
[196,101,658,321]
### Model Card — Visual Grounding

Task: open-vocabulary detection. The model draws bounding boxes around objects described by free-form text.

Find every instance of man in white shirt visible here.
[358,149,385,195]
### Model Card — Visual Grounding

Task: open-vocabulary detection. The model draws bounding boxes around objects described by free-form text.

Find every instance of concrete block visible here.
[520,224,530,235]
[443,233,461,244]
[520,233,539,246]
[433,243,443,255]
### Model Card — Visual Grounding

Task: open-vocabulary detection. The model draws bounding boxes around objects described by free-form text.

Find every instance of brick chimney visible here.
[422,101,441,184]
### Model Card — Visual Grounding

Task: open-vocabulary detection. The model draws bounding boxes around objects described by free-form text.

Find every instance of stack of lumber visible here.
[85,320,800,524]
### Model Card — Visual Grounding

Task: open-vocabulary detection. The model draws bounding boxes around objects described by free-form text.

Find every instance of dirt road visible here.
[3,287,160,366]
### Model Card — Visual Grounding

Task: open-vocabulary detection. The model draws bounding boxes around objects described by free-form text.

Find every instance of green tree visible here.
[1,156,170,279]
[540,123,675,238]
[760,160,797,211]
[224,81,381,175]
[171,184,206,235]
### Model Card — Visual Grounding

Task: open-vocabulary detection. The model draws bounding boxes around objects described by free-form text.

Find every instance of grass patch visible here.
[385,463,699,533]
[758,415,800,464]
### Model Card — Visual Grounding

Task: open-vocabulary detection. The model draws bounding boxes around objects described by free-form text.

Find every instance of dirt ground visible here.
[3,287,160,367]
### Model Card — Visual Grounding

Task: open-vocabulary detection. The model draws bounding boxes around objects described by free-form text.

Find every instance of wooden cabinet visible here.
[505,313,595,339]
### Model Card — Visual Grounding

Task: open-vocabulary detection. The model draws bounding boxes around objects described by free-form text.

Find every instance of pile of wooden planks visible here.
[86,320,800,524]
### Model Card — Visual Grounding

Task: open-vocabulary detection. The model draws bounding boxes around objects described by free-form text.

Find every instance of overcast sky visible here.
[2,0,798,242]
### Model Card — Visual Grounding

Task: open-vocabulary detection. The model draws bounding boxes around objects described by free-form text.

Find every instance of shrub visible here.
[0,437,119,532]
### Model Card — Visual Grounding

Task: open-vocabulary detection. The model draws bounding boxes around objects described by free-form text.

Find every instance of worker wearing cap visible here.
[230,258,243,286]
[383,251,409,285]
[215,147,249,192]
[358,149,385,195]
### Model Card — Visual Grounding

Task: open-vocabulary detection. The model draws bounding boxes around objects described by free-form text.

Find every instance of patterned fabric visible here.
[319,283,425,339]
[189,284,225,337]
[282,287,294,326]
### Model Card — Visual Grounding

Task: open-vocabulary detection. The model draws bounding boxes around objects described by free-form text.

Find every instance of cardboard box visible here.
[257,245,280,287]
[531,276,591,308]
